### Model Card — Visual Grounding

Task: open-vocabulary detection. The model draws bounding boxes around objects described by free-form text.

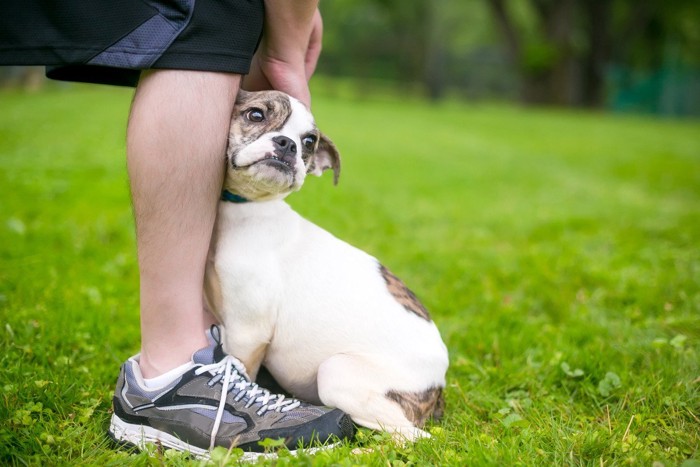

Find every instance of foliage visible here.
[320,0,503,100]
[1,85,699,465]
[486,0,700,107]
[318,0,700,112]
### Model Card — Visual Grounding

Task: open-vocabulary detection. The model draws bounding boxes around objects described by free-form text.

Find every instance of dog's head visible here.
[225,90,340,201]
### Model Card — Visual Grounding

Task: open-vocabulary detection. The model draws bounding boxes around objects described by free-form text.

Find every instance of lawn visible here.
[1,83,698,466]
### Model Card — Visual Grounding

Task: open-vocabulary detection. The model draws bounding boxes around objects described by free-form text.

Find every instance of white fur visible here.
[205,93,449,440]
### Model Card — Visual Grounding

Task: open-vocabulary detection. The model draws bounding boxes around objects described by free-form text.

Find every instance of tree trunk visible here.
[581,0,611,107]
[488,0,577,106]
[423,0,447,101]
[486,0,521,64]
[530,0,576,106]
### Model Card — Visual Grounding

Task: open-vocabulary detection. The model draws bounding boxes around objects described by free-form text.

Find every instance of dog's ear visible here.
[308,133,341,185]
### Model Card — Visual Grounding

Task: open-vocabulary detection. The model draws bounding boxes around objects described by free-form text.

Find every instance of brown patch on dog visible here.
[386,386,445,427]
[300,129,320,167]
[379,264,431,321]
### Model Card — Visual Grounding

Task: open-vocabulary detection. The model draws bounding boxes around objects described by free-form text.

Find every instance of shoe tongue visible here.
[191,343,254,386]
[191,324,228,364]
[191,343,228,365]
[192,345,217,365]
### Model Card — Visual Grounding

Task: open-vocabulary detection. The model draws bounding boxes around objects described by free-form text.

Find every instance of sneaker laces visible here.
[194,354,301,451]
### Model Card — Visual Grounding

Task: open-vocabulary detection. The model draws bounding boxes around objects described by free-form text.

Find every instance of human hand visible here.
[243,6,322,108]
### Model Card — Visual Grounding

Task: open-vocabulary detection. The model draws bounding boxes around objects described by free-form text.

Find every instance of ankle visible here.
[140,360,195,388]
[139,352,193,379]
[138,326,210,378]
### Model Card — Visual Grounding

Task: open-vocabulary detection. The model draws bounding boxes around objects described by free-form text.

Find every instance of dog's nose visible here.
[272,136,297,156]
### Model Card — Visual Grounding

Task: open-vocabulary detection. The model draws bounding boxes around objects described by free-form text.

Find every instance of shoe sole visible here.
[108,413,336,460]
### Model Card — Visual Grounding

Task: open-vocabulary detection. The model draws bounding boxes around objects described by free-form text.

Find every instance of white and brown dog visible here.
[204,90,449,440]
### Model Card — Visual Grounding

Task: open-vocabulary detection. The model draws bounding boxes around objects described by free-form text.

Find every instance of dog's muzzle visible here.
[271,135,297,169]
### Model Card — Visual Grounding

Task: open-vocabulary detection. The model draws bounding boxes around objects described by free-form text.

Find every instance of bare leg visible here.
[127,70,240,378]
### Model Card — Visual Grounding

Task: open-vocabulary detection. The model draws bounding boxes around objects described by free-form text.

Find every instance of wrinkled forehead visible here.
[234,91,316,135]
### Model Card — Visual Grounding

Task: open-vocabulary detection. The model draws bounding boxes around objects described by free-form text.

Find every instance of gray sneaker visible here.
[108,326,354,459]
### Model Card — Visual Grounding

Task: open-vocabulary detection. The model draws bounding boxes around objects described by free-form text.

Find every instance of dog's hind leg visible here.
[316,354,431,442]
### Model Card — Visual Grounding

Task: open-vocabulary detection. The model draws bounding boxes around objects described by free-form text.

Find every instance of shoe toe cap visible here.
[245,408,356,452]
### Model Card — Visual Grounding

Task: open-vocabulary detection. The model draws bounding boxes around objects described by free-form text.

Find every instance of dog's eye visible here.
[302,135,317,149]
[246,108,265,123]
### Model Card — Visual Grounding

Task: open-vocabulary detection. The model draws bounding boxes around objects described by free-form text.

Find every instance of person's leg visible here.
[111,69,355,456]
[127,69,239,378]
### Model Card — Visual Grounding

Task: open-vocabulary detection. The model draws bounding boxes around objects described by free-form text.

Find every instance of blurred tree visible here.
[486,0,700,108]
[4,0,697,113]
[488,0,604,106]
[319,0,494,101]
[329,0,440,97]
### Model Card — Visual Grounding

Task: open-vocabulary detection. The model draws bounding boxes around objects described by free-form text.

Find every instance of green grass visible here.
[1,83,699,466]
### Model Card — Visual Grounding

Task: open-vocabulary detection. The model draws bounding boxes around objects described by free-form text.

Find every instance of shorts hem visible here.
[152,52,254,75]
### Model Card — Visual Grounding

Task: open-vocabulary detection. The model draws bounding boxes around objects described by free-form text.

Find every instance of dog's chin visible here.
[250,157,296,186]
[227,164,304,201]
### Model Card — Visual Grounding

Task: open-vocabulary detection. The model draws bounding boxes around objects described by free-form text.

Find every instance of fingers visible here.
[241,55,272,92]
[305,9,323,80]
[264,58,311,107]
[241,4,323,108]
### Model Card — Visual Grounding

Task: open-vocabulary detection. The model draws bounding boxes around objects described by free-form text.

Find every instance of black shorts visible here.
[0,0,264,87]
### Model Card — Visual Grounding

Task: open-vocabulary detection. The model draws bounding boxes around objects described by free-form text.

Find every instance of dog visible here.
[204,90,449,440]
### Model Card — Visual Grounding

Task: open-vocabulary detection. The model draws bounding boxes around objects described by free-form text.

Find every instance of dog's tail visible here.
[431,388,445,422]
